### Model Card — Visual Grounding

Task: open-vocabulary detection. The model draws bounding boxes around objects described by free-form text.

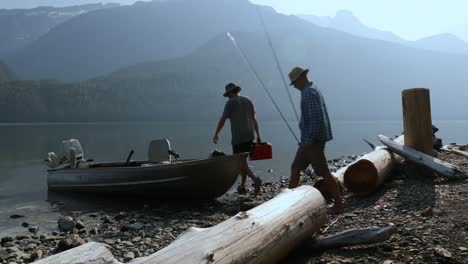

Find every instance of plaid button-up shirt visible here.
[299,82,333,144]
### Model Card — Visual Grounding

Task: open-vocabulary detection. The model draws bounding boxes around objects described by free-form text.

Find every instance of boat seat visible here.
[148,139,174,163]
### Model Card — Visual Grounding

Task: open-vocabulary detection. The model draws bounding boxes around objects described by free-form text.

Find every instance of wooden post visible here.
[402,88,433,156]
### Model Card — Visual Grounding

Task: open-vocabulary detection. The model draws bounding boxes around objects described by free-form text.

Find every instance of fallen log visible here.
[34,186,327,264]
[281,225,397,263]
[307,224,397,251]
[315,136,404,197]
[379,135,468,180]
[441,145,468,158]
[33,242,117,264]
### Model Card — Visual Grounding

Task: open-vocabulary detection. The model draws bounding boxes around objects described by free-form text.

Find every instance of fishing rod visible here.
[255,6,300,124]
[226,32,299,143]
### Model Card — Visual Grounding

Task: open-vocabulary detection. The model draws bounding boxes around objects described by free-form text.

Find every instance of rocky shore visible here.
[1,150,467,264]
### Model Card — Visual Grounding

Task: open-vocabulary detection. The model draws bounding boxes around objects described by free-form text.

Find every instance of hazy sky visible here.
[1,0,467,41]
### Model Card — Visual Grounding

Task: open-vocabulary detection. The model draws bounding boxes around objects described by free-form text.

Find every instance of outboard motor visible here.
[62,139,84,162]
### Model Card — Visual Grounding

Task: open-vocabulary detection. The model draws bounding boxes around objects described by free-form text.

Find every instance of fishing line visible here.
[226,32,299,143]
[255,6,300,123]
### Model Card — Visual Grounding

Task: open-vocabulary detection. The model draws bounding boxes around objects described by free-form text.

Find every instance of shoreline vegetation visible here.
[1,149,467,263]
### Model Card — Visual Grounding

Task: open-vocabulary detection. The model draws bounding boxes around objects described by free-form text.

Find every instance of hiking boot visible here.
[237,185,247,195]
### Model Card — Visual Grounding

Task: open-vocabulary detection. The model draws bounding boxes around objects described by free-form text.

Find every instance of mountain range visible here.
[1,0,468,123]
[0,3,119,57]
[0,62,16,82]
[4,0,279,81]
[298,10,468,55]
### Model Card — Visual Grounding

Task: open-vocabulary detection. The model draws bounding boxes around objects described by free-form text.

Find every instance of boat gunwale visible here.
[47,153,247,173]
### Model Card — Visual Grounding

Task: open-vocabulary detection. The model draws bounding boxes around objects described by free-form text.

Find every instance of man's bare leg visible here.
[237,161,248,194]
[322,170,343,214]
[289,167,301,188]
[241,158,261,194]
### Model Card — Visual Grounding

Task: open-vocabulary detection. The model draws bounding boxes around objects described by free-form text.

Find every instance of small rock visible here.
[3,242,14,247]
[6,247,19,253]
[1,237,13,244]
[459,247,467,251]
[383,260,394,264]
[55,235,85,253]
[0,249,8,261]
[434,247,452,258]
[131,222,144,231]
[90,227,98,235]
[124,251,135,262]
[75,220,86,230]
[102,215,112,224]
[30,250,43,261]
[9,214,25,219]
[28,226,39,234]
[58,217,75,232]
[132,237,142,243]
[21,222,29,228]
[15,233,30,240]
[115,212,128,220]
[120,225,129,232]
[419,207,433,217]
[25,243,37,251]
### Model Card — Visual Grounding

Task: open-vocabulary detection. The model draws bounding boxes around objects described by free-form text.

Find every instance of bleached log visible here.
[343,135,404,195]
[33,242,119,264]
[315,136,404,197]
[379,135,468,180]
[441,145,468,158]
[132,186,326,264]
[35,186,327,264]
[307,225,397,250]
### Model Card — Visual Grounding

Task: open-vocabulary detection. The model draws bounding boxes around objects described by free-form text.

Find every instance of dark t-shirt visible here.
[224,95,255,145]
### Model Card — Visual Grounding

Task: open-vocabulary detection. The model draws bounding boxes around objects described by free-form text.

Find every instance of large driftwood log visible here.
[343,136,404,195]
[441,145,468,158]
[307,225,397,250]
[315,136,404,196]
[34,186,327,264]
[132,186,326,264]
[379,135,468,180]
[33,242,118,264]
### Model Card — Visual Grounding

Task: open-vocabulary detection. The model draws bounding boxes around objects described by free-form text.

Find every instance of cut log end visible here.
[344,159,378,195]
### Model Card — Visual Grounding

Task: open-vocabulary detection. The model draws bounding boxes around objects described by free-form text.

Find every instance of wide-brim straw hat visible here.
[223,82,242,97]
[288,66,309,85]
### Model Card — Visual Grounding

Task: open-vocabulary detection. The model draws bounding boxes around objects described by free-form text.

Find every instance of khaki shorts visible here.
[291,143,329,176]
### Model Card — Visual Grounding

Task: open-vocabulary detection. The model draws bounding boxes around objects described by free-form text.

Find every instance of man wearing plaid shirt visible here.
[288,66,343,214]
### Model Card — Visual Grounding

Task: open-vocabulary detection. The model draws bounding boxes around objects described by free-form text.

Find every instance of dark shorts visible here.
[291,143,329,176]
[233,141,253,154]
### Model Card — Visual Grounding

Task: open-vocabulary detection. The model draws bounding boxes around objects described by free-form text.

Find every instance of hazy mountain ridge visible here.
[0,3,119,57]
[298,11,468,55]
[1,0,468,123]
[0,62,16,82]
[5,0,279,81]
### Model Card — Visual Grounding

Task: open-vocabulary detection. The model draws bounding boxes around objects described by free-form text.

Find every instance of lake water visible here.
[0,120,466,221]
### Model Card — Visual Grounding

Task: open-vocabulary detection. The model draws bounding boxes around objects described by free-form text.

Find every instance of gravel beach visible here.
[1,150,467,264]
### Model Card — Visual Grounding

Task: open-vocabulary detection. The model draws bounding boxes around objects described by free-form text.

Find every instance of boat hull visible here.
[47,154,244,200]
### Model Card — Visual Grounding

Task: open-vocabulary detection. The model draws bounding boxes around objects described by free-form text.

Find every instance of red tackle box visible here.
[250,143,273,161]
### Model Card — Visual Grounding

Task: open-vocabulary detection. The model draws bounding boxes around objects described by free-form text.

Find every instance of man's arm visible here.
[213,113,227,144]
[253,113,262,143]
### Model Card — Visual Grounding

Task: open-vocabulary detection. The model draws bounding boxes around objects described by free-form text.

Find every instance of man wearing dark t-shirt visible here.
[213,83,262,194]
